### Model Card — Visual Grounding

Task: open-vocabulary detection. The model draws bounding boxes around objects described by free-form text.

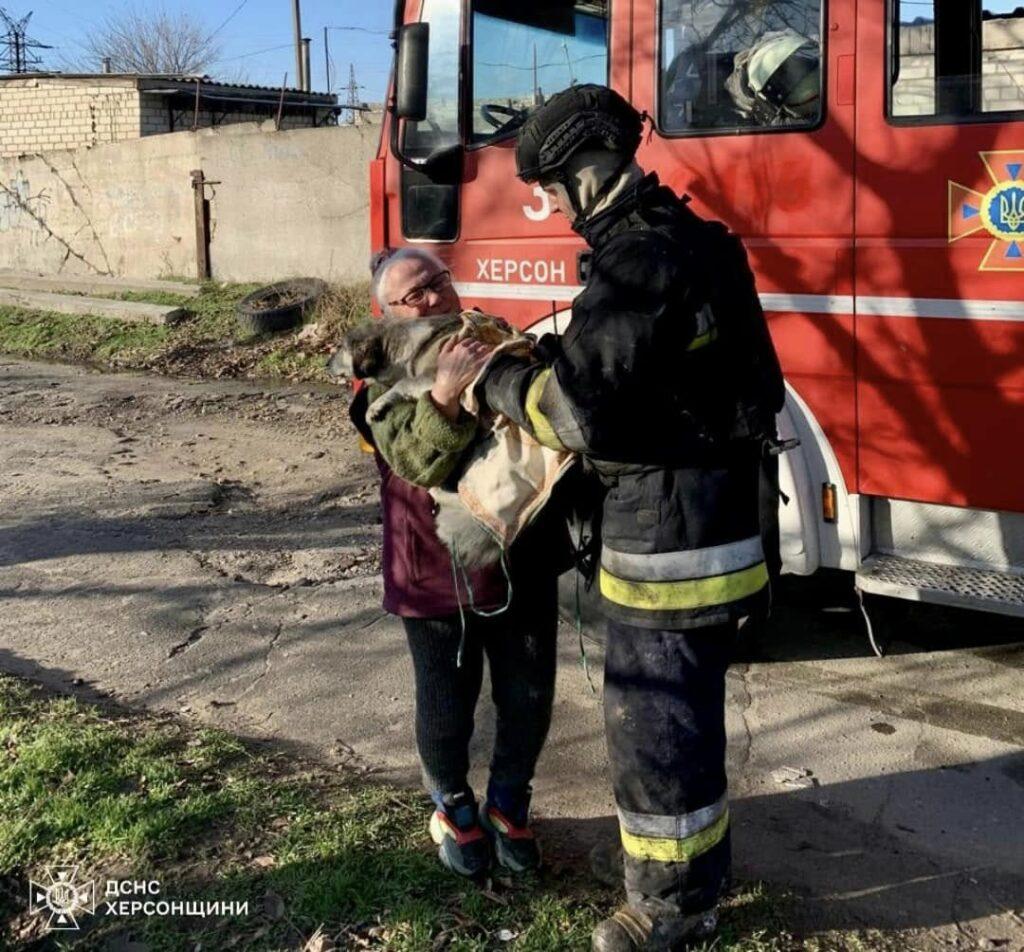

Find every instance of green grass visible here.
[0,307,171,366]
[0,676,906,951]
[0,280,370,383]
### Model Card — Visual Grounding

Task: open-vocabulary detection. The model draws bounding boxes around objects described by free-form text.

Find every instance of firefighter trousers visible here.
[603,619,737,915]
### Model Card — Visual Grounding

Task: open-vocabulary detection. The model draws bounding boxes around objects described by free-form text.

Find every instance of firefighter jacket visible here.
[481,173,769,630]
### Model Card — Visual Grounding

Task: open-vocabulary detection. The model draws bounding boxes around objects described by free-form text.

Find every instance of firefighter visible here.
[475,84,783,949]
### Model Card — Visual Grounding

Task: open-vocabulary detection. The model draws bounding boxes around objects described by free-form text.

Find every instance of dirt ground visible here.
[1,357,1022,950]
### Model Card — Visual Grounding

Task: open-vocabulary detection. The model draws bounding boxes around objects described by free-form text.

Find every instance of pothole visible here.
[192,547,379,587]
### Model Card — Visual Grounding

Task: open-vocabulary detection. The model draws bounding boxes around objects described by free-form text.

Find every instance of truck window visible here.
[401,0,461,242]
[658,0,823,135]
[470,0,609,144]
[890,1,1024,121]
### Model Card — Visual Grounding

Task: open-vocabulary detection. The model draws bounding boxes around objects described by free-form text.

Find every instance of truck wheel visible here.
[236,278,327,336]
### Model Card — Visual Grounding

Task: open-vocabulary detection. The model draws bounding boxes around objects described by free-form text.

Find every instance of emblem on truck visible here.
[948,150,1024,272]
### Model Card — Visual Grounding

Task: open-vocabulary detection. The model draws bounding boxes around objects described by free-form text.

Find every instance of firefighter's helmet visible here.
[726,31,821,125]
[514,84,643,185]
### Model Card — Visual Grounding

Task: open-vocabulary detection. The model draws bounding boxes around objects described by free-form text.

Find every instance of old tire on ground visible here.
[236,278,327,336]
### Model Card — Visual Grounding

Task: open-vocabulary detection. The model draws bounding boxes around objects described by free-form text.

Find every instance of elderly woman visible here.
[348,247,570,878]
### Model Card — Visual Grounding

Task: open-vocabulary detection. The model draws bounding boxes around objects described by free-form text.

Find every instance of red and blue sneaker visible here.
[479,800,541,873]
[428,791,491,878]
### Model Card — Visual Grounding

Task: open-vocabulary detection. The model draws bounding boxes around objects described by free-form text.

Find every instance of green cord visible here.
[576,523,597,694]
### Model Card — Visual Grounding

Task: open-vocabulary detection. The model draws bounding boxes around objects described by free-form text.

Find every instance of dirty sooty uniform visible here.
[482,172,769,915]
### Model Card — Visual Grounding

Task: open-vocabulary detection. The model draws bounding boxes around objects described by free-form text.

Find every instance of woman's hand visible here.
[431,337,494,420]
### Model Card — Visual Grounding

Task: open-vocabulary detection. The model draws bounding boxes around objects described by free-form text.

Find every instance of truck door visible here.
[632,0,860,500]
[456,0,612,328]
[854,0,1024,514]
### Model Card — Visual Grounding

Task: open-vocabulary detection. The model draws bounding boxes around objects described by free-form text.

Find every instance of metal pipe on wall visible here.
[292,0,304,91]
[301,37,312,92]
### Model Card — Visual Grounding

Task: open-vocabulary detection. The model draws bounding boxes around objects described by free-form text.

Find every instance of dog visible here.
[329,311,526,568]
[328,311,516,423]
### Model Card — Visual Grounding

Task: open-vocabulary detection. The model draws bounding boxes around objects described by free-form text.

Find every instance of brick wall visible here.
[894,18,1024,116]
[0,79,334,158]
[0,77,142,157]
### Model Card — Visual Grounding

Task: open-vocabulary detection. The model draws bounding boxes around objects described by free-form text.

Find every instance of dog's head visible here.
[328,315,463,384]
[327,321,386,381]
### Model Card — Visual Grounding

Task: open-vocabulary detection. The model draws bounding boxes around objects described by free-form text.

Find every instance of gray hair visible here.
[370,247,447,316]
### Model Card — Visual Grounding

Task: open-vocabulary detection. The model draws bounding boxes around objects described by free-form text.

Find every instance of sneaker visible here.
[428,792,491,878]
[591,901,718,951]
[479,801,541,873]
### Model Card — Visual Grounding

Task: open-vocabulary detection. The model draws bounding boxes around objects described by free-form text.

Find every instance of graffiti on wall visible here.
[0,170,50,237]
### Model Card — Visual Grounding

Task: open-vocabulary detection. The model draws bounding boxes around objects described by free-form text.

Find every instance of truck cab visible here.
[373,0,1024,624]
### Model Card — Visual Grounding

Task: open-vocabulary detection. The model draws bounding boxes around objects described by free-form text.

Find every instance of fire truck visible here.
[370,0,1024,631]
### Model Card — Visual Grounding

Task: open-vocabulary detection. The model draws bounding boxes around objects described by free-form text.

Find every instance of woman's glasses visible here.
[388,270,453,308]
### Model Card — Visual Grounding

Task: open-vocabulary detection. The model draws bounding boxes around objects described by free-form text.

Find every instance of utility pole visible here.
[291,0,303,90]
[346,62,360,125]
[323,25,330,93]
[532,44,539,104]
[0,8,51,73]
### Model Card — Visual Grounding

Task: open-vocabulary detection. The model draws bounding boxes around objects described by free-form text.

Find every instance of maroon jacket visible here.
[351,388,573,618]
[374,451,510,617]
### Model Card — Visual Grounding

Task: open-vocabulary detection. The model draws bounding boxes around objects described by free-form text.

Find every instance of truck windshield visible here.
[470,0,609,144]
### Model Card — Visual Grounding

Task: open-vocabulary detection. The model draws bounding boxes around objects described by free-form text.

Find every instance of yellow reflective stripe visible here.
[524,368,567,452]
[686,327,718,351]
[620,808,730,863]
[600,561,768,611]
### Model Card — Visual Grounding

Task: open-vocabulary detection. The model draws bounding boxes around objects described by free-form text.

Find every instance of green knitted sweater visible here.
[366,383,478,488]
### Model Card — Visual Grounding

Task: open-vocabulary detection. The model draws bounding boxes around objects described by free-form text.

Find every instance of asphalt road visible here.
[1,358,1022,949]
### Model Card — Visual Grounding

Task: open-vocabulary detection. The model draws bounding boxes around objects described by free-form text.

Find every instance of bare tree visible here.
[74,5,221,75]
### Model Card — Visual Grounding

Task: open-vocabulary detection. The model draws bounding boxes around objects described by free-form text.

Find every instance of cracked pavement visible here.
[1,358,1022,949]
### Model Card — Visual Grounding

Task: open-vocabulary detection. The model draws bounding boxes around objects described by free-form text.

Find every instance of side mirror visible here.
[396,22,429,121]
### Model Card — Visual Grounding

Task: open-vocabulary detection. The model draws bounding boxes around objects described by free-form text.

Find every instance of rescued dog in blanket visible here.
[330,310,524,568]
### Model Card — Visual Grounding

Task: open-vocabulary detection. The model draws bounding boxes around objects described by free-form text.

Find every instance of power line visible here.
[324,25,390,35]
[210,0,249,38]
[215,41,293,63]
[0,7,52,73]
[477,52,605,71]
[345,62,361,123]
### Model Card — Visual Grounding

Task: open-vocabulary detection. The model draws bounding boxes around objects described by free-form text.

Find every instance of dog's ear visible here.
[343,325,387,380]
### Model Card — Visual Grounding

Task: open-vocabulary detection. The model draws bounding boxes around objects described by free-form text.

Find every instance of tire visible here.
[235,278,327,336]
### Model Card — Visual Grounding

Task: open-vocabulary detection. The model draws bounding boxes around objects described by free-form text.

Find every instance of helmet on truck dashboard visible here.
[725,30,821,125]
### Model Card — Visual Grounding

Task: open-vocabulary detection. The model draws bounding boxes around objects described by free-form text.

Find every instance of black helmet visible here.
[515,84,643,185]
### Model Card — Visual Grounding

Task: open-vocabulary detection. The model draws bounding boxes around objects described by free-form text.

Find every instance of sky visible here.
[19,0,1024,100]
[24,0,396,99]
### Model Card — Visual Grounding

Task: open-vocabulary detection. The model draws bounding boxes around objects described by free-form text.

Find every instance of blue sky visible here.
[22,0,1024,98]
[27,0,395,98]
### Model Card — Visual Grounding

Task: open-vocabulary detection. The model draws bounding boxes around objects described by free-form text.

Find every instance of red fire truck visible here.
[370,0,1024,627]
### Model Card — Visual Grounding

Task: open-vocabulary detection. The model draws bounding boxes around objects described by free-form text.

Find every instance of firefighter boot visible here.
[591,900,718,952]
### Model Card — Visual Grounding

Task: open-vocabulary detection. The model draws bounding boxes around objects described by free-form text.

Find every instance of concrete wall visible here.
[0,121,381,284]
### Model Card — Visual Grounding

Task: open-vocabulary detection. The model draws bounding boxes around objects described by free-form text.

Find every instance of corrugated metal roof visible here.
[0,72,337,102]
